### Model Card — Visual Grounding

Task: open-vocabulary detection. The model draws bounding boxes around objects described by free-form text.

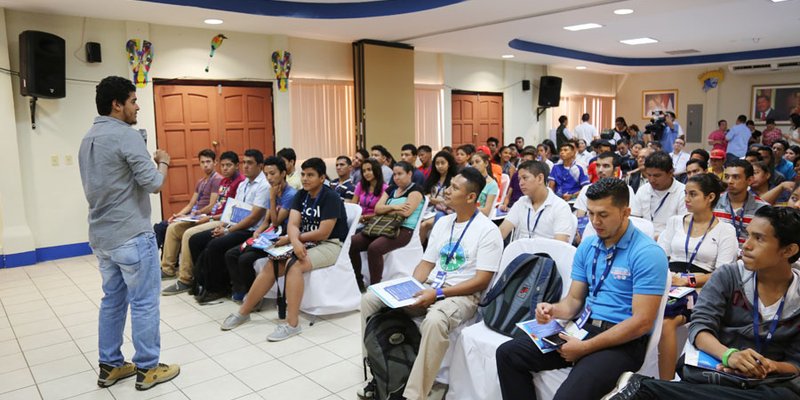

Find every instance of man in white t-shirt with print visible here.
[359,167,504,400]
[500,160,575,243]
[631,151,687,240]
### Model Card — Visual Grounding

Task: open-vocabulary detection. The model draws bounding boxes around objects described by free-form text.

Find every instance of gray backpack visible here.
[363,308,421,400]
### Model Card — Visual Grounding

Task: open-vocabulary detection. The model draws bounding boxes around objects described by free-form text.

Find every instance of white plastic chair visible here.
[361,197,429,284]
[253,203,362,316]
[496,173,510,206]
[532,270,671,400]
[446,239,576,400]
[582,216,655,239]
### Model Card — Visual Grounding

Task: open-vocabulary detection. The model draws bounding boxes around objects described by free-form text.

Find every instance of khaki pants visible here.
[360,288,479,400]
[160,220,221,284]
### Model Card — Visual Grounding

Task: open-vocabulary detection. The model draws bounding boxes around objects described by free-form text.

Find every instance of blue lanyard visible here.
[526,207,545,238]
[752,273,788,354]
[651,192,670,220]
[684,215,715,267]
[447,210,479,264]
[728,194,747,241]
[590,244,617,298]
[303,192,322,214]
[241,179,253,200]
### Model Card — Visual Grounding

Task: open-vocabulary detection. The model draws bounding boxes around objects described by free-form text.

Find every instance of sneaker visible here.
[195,291,226,305]
[267,323,302,342]
[231,292,245,304]
[221,312,250,331]
[601,372,649,400]
[97,362,136,388]
[357,379,376,400]
[135,363,180,391]
[162,280,191,296]
[161,270,176,280]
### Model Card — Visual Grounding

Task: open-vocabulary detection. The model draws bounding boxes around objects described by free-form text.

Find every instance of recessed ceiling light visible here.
[575,66,587,70]
[614,8,634,15]
[563,23,603,31]
[620,37,659,45]
[204,18,224,25]
[501,54,515,59]
[770,0,790,3]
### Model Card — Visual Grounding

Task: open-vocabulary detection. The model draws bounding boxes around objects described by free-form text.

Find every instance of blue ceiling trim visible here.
[509,39,800,67]
[138,0,466,19]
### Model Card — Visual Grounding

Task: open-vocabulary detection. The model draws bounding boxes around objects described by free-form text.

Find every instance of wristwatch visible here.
[687,274,697,288]
[435,288,446,301]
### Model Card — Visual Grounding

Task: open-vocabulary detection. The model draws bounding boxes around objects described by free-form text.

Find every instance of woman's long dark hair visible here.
[360,158,385,197]
[424,151,457,194]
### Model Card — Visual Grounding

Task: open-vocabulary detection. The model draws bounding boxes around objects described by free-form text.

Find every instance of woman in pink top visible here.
[707,119,727,152]
[350,158,388,223]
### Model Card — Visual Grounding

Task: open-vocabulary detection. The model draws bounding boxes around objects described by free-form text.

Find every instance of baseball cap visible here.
[476,145,492,155]
[710,149,726,160]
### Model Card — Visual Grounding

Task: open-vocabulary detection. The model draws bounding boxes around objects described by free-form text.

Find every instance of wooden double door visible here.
[451,92,503,148]
[154,83,274,219]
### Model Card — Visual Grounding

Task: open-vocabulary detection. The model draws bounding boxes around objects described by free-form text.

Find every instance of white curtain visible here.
[415,85,445,150]
[553,95,616,133]
[290,79,355,160]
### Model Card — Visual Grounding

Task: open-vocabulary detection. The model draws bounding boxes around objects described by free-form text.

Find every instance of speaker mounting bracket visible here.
[536,106,548,121]
[29,96,38,130]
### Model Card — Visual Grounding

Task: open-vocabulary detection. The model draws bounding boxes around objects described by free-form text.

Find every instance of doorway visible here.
[153,81,275,219]
[451,91,503,149]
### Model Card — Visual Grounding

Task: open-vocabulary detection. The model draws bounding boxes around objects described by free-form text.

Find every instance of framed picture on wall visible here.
[642,89,678,119]
[751,83,800,124]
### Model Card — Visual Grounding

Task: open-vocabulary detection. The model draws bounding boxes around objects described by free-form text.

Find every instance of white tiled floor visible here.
[0,255,366,400]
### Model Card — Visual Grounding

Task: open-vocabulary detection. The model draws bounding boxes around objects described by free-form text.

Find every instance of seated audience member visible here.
[400,143,427,187]
[670,137,690,177]
[487,136,500,157]
[605,206,800,400]
[647,141,663,152]
[420,151,458,246]
[713,159,769,248]
[162,151,244,295]
[631,151,687,239]
[575,138,594,169]
[441,145,453,154]
[708,149,726,180]
[690,148,710,164]
[772,140,797,181]
[417,145,433,178]
[330,155,355,200]
[515,136,525,150]
[745,150,762,165]
[496,178,668,400]
[748,119,762,145]
[499,148,537,212]
[792,185,800,209]
[221,158,349,340]
[655,173,738,380]
[359,167,504,400]
[786,145,800,164]
[508,143,521,168]
[575,152,635,218]
[617,139,637,175]
[477,145,503,184]
[455,143,476,171]
[750,161,792,205]
[538,142,557,168]
[225,156,297,302]
[629,124,644,144]
[685,159,708,180]
[350,158,388,225]
[756,146,788,192]
[277,147,301,190]
[160,149,222,279]
[370,145,395,183]
[351,148,369,184]
[349,161,424,291]
[499,160,575,243]
[188,149,269,303]
[497,145,516,176]
[609,116,628,143]
[625,147,652,193]
[588,140,614,183]
[549,141,590,201]
[470,151,499,216]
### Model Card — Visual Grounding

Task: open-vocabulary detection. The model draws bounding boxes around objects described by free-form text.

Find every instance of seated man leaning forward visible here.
[496,178,667,400]
[359,167,504,400]
[219,157,350,341]
[604,206,800,400]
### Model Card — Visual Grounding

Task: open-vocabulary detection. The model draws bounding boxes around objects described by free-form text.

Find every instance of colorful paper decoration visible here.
[271,51,292,92]
[126,39,153,88]
[698,68,724,92]
[205,34,227,72]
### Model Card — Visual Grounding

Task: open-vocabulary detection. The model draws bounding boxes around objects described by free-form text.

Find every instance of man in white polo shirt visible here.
[630,151,686,239]
[574,152,635,218]
[499,160,576,243]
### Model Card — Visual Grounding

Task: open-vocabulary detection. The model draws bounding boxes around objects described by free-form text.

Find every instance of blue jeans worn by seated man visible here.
[94,232,161,370]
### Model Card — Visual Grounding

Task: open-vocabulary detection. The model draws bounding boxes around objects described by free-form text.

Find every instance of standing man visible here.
[659,112,681,154]
[574,113,598,145]
[79,76,179,391]
[630,151,687,239]
[762,118,784,147]
[725,115,752,161]
[707,119,728,153]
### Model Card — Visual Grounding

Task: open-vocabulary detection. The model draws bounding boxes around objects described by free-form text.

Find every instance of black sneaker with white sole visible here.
[601,371,650,400]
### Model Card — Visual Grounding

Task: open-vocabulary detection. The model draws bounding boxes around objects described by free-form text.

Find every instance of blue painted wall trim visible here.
[509,39,800,67]
[139,0,466,19]
[1,242,92,268]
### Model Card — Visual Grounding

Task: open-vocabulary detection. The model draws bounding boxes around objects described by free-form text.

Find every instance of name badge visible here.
[576,305,592,329]
[431,271,447,289]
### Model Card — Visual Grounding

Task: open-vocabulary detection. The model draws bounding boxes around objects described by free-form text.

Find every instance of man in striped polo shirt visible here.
[713,159,768,247]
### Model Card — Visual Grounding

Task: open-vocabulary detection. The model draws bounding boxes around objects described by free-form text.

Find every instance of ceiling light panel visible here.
[563,23,603,31]
[620,37,658,45]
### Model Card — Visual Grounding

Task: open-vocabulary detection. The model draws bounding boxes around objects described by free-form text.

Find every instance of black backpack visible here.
[363,308,421,400]
[479,253,563,339]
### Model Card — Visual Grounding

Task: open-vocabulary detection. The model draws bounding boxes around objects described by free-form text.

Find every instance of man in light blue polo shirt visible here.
[726,115,752,160]
[496,178,667,400]
[659,112,681,154]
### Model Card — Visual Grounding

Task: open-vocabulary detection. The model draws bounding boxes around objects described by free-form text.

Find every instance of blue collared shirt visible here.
[660,122,681,153]
[726,123,752,157]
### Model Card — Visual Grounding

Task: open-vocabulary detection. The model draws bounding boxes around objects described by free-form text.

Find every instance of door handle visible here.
[212,140,219,146]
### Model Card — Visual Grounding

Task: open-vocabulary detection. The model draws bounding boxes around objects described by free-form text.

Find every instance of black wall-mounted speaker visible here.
[538,76,562,107]
[521,79,530,91]
[86,42,102,63]
[19,30,65,99]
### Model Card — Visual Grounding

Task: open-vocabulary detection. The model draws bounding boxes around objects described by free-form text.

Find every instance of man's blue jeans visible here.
[94,232,160,369]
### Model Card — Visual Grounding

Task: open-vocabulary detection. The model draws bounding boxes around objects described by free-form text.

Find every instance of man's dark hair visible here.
[766,118,776,125]
[517,160,550,179]
[690,148,710,163]
[581,113,590,122]
[650,142,663,151]
[754,206,800,263]
[746,120,755,126]
[665,112,676,119]
[718,119,727,127]
[371,144,390,158]
[515,136,524,142]
[95,76,135,116]
[558,115,568,124]
[394,161,414,174]
[737,114,747,123]
[301,157,326,178]
[644,151,673,173]
[745,150,764,161]
[757,146,775,167]
[198,149,216,160]
[559,140,576,150]
[401,143,418,156]
[457,143,476,155]
[220,151,239,164]
[586,178,630,208]
[458,167,487,199]
[277,147,297,162]
[336,155,352,166]
[686,158,708,172]
[356,148,370,160]
[243,149,264,165]
[597,151,621,168]
[617,138,630,147]
[487,137,499,146]
[773,139,789,151]
[418,145,432,153]
[725,158,754,178]
[687,173,724,208]
[264,156,287,173]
